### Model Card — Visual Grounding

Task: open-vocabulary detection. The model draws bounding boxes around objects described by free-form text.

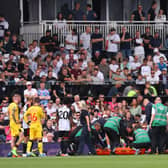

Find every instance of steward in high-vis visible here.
[104,114,124,151]
[149,97,168,154]
[129,124,151,150]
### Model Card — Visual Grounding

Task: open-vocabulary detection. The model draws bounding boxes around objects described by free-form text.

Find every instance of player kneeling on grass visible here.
[24,97,45,157]
[126,123,151,154]
[8,94,23,157]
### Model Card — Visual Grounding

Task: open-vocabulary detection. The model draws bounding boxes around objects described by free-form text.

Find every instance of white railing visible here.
[20,20,168,47]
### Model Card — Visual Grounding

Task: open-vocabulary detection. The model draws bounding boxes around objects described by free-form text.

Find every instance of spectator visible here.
[98,58,110,81]
[105,28,120,59]
[130,56,141,77]
[54,12,67,32]
[129,98,142,116]
[144,82,157,97]
[24,81,38,102]
[65,29,78,51]
[159,68,168,95]
[146,70,159,85]
[107,83,122,97]
[141,27,153,56]
[120,26,132,59]
[38,82,51,107]
[91,67,103,84]
[45,100,55,117]
[92,51,102,65]
[141,58,151,78]
[86,4,97,21]
[91,27,103,55]
[80,26,91,51]
[157,56,167,71]
[40,30,53,52]
[71,63,82,80]
[52,34,60,52]
[3,35,12,53]
[0,14,9,38]
[72,2,84,21]
[148,1,157,21]
[109,58,119,74]
[130,4,145,22]
[134,31,145,63]
[77,69,91,84]
[153,48,167,64]
[111,68,125,85]
[164,34,168,49]
[149,32,162,51]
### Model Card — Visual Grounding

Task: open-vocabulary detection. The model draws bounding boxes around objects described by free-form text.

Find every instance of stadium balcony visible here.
[20,20,168,48]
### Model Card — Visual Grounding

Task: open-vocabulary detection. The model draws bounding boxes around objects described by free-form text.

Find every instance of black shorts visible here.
[58,131,70,138]
[24,128,30,137]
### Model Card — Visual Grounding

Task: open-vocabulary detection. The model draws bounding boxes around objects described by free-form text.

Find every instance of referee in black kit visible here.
[77,101,96,155]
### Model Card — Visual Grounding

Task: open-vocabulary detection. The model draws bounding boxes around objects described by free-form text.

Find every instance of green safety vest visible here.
[104,116,121,134]
[75,125,95,137]
[133,128,150,144]
[152,103,167,127]
[75,128,83,137]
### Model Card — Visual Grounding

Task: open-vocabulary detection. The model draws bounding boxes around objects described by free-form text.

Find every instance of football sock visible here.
[38,142,43,154]
[27,141,32,153]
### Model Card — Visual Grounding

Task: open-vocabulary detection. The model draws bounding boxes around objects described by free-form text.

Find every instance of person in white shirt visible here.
[109,58,119,73]
[91,68,104,84]
[57,97,72,155]
[72,95,81,113]
[23,81,38,102]
[80,26,91,50]
[105,28,120,59]
[65,29,78,51]
[146,70,159,84]
[141,58,151,78]
[24,44,38,62]
[45,100,56,117]
[0,15,9,38]
[134,31,145,63]
[94,66,104,82]
[66,49,78,60]
[32,40,40,56]
[130,55,141,76]
[153,48,167,64]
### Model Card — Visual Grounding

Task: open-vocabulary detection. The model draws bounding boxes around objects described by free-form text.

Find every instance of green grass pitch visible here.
[0,155,168,168]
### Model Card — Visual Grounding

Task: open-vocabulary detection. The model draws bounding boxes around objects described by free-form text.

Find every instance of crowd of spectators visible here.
[0,2,168,152]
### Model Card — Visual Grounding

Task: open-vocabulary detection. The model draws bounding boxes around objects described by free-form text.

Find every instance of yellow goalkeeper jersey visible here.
[24,105,44,128]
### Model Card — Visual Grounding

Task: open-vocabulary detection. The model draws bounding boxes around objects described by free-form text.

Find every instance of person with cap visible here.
[24,81,38,102]
[153,48,167,64]
[149,97,168,154]
[105,28,120,60]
